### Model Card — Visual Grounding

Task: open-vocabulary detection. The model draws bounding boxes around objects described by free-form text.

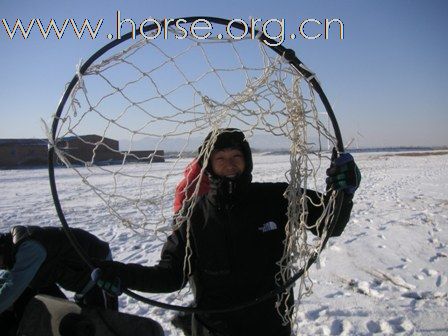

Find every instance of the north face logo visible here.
[258,221,278,233]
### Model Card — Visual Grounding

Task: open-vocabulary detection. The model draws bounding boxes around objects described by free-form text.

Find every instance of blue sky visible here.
[1,0,447,147]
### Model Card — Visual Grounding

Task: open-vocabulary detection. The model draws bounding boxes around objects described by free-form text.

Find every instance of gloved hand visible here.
[326,151,361,195]
[91,268,122,296]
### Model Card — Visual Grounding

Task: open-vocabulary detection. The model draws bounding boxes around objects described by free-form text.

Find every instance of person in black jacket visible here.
[0,226,118,335]
[95,128,360,336]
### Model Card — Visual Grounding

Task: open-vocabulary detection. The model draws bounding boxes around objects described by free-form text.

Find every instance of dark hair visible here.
[0,232,13,268]
[0,233,8,252]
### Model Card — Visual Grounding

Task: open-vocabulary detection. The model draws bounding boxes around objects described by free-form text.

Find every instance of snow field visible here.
[0,152,447,335]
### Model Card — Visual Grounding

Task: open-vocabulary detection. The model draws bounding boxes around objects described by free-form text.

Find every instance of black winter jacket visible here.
[108,181,353,336]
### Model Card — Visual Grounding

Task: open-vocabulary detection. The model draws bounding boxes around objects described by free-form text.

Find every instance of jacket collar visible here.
[206,173,252,208]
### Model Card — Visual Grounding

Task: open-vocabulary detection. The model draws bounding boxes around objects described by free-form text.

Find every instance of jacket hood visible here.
[198,128,253,205]
[198,128,253,177]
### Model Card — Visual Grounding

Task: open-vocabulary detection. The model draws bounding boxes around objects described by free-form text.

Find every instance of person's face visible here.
[210,148,245,178]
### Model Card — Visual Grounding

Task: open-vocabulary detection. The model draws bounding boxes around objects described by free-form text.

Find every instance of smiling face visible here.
[210,148,246,178]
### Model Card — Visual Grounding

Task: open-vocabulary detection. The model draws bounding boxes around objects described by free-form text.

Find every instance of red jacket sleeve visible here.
[173,159,210,213]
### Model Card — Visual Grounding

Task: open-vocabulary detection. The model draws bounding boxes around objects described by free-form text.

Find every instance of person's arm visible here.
[0,241,46,313]
[96,226,188,294]
[303,190,353,237]
[330,194,354,236]
[307,152,360,237]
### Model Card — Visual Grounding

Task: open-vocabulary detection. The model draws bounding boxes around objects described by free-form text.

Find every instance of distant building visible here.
[58,135,120,164]
[0,135,164,169]
[0,138,48,167]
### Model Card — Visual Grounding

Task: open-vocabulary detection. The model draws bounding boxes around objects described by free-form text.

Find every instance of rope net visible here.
[48,22,338,328]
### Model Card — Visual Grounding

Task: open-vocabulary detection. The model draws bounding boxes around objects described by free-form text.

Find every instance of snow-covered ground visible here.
[1,151,447,335]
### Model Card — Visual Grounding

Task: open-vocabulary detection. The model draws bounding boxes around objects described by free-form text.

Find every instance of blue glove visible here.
[326,151,361,195]
[91,268,122,296]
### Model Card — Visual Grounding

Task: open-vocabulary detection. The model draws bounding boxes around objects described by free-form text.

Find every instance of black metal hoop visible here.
[48,16,345,314]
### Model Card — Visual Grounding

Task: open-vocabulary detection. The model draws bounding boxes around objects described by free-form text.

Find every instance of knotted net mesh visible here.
[47,21,338,328]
